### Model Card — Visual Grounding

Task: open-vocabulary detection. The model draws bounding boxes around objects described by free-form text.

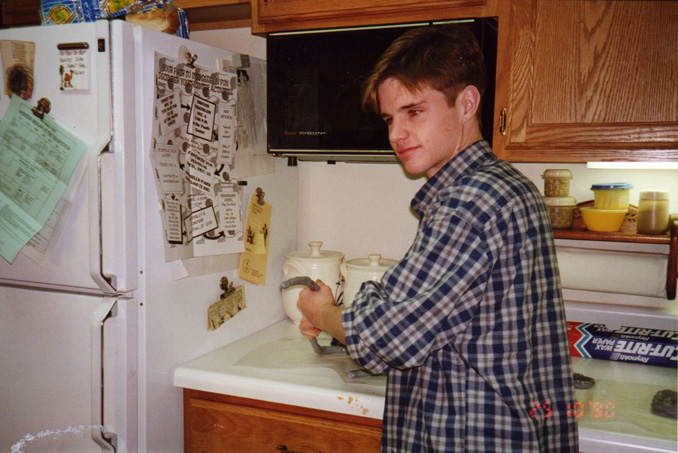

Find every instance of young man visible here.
[297,26,578,452]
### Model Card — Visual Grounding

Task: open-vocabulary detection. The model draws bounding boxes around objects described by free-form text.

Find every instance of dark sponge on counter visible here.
[573,373,595,390]
[651,389,677,419]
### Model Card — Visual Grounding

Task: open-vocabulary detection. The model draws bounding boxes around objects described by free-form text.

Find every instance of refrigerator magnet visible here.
[207,277,247,331]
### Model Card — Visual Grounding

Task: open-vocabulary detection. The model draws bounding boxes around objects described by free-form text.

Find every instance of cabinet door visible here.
[0,0,40,26]
[185,391,382,452]
[252,0,496,34]
[493,0,678,163]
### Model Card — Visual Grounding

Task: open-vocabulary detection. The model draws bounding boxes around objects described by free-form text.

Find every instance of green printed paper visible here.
[0,96,87,263]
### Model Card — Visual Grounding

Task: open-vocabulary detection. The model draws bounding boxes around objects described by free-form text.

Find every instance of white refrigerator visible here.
[0,20,296,452]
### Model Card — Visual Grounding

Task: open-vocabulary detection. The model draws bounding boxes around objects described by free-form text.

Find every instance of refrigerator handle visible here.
[91,297,118,452]
[89,138,117,293]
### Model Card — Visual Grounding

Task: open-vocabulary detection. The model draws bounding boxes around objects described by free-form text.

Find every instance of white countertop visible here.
[173,320,387,419]
[174,320,677,452]
[571,357,677,452]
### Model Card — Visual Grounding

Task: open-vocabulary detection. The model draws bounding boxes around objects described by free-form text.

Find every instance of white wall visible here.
[297,161,424,261]
[297,161,678,261]
[190,27,266,60]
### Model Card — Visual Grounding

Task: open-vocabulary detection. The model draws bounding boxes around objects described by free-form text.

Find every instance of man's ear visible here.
[459,85,481,121]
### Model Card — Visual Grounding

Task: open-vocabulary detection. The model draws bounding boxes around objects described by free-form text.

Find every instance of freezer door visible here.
[0,21,137,294]
[0,288,138,452]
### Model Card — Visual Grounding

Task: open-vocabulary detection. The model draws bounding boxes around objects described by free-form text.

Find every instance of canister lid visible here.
[541,169,572,179]
[285,241,343,261]
[590,183,632,190]
[639,190,669,200]
[543,196,577,206]
[346,254,398,270]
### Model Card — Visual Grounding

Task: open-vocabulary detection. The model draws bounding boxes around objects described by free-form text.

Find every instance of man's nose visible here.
[389,118,408,143]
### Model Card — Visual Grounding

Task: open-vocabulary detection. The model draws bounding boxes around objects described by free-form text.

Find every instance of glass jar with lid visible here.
[637,191,670,235]
[541,169,573,197]
[544,196,577,229]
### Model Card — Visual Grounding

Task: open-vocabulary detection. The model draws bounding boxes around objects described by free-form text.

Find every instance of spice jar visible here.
[544,196,577,229]
[541,169,573,197]
[637,191,670,235]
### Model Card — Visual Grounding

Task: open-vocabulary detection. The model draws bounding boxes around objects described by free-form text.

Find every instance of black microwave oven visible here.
[266,18,498,162]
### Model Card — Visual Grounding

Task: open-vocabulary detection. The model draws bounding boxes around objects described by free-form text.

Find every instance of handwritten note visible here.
[0,96,87,263]
[58,47,89,92]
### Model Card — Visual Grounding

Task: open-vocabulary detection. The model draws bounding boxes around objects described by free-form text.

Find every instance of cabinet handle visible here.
[275,445,301,453]
[499,108,507,135]
[275,444,326,453]
[666,217,678,300]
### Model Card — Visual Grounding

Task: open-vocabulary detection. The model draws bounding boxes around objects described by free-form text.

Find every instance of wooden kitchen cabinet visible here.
[493,0,678,163]
[178,0,252,30]
[0,0,40,27]
[251,0,498,35]
[184,389,382,452]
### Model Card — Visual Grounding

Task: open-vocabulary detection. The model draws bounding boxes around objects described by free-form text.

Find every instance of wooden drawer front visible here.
[257,0,486,22]
[186,395,381,452]
[252,0,496,34]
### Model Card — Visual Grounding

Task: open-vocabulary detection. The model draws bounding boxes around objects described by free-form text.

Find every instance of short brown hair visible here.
[361,25,487,115]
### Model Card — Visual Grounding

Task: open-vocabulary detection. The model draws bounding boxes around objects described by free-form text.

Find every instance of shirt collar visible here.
[411,140,495,216]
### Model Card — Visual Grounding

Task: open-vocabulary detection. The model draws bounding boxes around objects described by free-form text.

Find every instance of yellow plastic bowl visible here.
[580,207,627,232]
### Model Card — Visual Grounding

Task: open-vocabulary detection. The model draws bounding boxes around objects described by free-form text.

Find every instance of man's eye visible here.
[409,109,422,117]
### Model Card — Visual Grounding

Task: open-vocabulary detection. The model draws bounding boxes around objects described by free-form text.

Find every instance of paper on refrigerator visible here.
[150,52,246,262]
[0,96,87,264]
[0,40,35,100]
[231,59,273,179]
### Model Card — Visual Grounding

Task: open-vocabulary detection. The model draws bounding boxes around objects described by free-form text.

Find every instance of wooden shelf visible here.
[553,229,669,244]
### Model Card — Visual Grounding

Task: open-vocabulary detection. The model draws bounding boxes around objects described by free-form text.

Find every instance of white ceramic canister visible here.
[281,241,344,324]
[340,254,398,307]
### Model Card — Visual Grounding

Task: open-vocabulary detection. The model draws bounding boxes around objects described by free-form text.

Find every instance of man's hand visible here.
[296,279,347,344]
[298,317,321,340]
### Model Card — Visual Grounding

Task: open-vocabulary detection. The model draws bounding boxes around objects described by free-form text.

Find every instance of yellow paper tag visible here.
[238,193,271,285]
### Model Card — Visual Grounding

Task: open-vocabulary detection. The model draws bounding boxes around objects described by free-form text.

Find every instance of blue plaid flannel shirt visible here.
[343,141,578,452]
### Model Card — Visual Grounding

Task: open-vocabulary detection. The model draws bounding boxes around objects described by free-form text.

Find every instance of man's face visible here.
[377,77,467,178]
